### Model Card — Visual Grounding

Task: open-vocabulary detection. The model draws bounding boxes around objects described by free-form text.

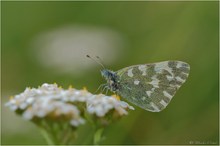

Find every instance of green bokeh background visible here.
[1,1,219,145]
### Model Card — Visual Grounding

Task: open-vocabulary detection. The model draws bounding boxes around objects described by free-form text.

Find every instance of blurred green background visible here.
[1,1,219,145]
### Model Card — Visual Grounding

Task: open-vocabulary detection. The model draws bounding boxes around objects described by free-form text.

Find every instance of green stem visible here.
[38,120,78,145]
[40,127,55,145]
[61,126,72,144]
[93,128,104,145]
[39,120,59,144]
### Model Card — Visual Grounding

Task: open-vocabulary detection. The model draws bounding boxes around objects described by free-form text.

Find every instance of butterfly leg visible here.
[95,83,106,94]
[105,87,109,95]
[101,85,109,95]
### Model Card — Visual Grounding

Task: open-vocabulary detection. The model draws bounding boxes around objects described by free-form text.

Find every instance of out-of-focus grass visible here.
[1,1,219,145]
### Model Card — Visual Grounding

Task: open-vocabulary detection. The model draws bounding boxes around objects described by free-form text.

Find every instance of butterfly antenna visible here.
[96,56,106,68]
[86,55,105,69]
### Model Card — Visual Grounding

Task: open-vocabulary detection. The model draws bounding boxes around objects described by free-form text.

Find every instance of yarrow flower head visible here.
[5,83,134,144]
[87,94,134,117]
[5,83,85,126]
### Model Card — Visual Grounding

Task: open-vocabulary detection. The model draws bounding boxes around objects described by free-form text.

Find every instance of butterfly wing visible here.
[115,61,190,112]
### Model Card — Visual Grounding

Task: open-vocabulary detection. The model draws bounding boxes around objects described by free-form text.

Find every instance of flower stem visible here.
[38,120,59,144]
[40,127,55,145]
[93,128,104,145]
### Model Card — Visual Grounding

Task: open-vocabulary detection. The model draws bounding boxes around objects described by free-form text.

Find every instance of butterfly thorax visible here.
[101,69,119,92]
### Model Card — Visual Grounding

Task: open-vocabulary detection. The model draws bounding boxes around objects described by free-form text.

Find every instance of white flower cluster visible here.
[87,95,134,117]
[5,83,134,126]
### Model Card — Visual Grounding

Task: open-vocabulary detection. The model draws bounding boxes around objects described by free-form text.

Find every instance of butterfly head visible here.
[101,69,114,81]
[101,69,118,92]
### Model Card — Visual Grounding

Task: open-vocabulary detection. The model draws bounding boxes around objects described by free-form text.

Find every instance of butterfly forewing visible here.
[116,61,190,112]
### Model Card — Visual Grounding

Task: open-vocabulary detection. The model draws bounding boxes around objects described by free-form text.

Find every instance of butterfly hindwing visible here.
[115,61,190,112]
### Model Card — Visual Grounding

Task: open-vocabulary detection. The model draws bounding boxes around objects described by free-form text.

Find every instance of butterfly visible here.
[101,61,190,112]
[86,56,190,112]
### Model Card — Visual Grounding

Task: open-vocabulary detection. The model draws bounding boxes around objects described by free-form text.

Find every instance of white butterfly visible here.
[101,61,190,112]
